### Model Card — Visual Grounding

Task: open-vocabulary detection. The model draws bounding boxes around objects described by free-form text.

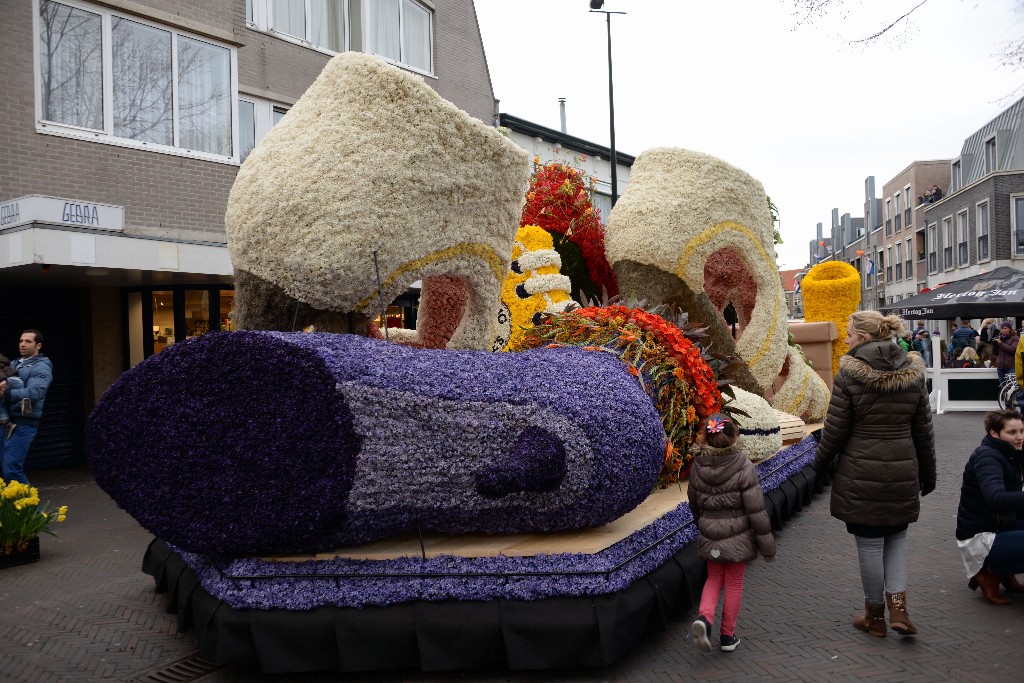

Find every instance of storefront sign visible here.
[0,195,124,232]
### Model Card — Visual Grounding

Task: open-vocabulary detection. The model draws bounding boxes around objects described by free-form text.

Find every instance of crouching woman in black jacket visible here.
[956,409,1024,605]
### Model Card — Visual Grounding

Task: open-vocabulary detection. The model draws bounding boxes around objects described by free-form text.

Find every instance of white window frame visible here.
[977,200,991,263]
[952,160,962,192]
[895,241,903,280]
[906,237,914,279]
[903,185,912,226]
[247,0,433,76]
[928,222,938,273]
[943,216,954,269]
[985,135,997,174]
[248,0,350,58]
[237,96,290,162]
[957,210,969,266]
[33,0,240,164]
[1013,194,1024,257]
[886,245,893,281]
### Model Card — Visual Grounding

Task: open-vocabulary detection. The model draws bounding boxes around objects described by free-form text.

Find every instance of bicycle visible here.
[998,373,1020,411]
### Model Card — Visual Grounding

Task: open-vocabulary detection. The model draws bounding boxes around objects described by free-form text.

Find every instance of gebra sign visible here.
[0,195,124,232]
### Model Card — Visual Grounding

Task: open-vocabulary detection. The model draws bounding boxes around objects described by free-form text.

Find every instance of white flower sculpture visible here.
[729,386,783,464]
[605,148,830,422]
[225,52,531,349]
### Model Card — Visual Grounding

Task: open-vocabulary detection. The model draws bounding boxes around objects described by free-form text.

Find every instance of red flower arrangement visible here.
[521,160,619,301]
[516,304,724,484]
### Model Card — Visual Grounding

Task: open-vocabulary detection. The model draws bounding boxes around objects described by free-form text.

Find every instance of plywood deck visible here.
[264,421,819,563]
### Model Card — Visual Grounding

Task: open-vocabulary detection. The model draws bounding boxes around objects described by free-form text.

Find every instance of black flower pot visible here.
[0,536,40,569]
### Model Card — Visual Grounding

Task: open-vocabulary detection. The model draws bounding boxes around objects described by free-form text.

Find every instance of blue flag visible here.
[867,258,876,275]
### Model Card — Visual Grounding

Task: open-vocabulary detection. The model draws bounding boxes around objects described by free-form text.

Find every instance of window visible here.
[985,137,997,174]
[957,210,969,265]
[928,223,938,273]
[943,217,954,268]
[977,201,990,261]
[904,185,912,226]
[237,98,290,162]
[877,250,885,284]
[894,192,902,232]
[37,0,237,160]
[264,0,348,53]
[365,0,432,73]
[895,242,903,281]
[1014,196,1024,257]
[885,198,892,236]
[952,160,962,192]
[248,0,431,74]
[906,237,913,278]
[886,246,893,281]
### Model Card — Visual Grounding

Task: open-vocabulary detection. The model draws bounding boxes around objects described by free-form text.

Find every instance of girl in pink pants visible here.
[687,413,776,652]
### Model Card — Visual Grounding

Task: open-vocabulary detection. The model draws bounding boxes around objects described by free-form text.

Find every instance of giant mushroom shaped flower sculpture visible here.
[226,52,530,349]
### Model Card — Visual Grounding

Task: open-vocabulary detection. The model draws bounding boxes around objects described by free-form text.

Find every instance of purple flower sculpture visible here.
[88,332,664,556]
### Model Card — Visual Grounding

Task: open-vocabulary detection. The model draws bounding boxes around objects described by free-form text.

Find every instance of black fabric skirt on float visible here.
[141,463,820,674]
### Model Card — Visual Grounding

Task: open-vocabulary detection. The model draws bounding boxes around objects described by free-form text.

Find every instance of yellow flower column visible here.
[801,261,861,378]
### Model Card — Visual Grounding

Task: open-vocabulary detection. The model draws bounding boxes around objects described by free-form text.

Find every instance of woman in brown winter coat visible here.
[813,311,936,639]
[688,413,776,654]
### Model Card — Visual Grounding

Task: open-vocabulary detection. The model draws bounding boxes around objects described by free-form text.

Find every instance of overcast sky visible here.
[474,0,1024,271]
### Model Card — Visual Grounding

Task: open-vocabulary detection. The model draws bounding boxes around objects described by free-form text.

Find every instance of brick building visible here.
[0,0,496,469]
[923,97,1024,288]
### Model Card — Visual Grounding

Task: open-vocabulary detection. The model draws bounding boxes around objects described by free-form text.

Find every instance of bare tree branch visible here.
[848,0,932,44]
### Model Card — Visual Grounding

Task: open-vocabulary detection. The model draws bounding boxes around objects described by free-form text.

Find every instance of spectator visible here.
[956,347,980,368]
[993,321,1019,387]
[950,321,979,363]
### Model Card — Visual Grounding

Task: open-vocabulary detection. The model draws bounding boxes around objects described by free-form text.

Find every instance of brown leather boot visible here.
[885,591,918,635]
[852,600,886,637]
[1000,574,1024,593]
[968,566,1011,605]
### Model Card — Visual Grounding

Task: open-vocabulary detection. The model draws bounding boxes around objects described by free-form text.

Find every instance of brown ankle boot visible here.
[968,566,1011,605]
[852,600,886,637]
[885,591,918,635]
[1000,574,1024,593]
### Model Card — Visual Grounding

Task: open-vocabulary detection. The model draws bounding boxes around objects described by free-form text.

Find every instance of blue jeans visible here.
[1,423,38,485]
[986,520,1024,577]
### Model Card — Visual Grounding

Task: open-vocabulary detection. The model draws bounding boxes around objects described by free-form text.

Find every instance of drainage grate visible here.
[129,653,221,683]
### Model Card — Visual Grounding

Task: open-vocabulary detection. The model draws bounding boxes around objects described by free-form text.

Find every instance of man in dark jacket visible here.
[0,330,53,485]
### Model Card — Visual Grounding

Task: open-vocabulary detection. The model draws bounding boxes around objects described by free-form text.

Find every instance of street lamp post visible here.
[589,1,625,206]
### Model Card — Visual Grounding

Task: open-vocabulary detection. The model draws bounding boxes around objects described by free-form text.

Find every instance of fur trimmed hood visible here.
[839,341,925,392]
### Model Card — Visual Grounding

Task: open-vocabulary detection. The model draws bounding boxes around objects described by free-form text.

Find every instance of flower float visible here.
[521,159,619,301]
[604,148,787,396]
[801,260,862,377]
[225,52,530,349]
[514,304,722,484]
[493,225,575,352]
[0,478,67,554]
[87,332,665,556]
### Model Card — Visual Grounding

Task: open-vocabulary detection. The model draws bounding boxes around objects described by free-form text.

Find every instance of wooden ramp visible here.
[264,418,819,563]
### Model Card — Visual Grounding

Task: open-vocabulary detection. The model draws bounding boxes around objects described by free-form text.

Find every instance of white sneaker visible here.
[691,615,712,652]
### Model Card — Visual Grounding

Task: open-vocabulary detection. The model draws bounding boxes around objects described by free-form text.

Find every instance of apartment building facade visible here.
[923,97,1024,291]
[0,0,496,469]
[876,161,950,308]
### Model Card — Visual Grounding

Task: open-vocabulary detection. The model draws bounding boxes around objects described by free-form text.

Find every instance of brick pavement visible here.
[1,411,1021,682]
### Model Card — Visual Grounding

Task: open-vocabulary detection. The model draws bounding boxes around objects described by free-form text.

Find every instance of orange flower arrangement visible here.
[516,304,724,484]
